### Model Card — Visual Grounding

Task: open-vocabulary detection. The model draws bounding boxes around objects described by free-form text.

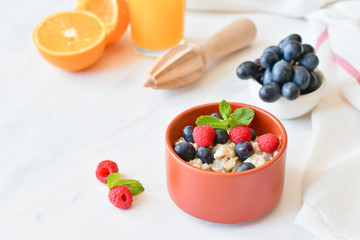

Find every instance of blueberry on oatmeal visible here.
[182,125,194,143]
[196,147,215,164]
[211,113,223,119]
[250,128,256,141]
[234,141,254,160]
[214,129,228,144]
[235,162,255,172]
[174,142,196,161]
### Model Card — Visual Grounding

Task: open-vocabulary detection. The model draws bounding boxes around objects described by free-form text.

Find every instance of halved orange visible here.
[75,0,129,45]
[33,10,106,71]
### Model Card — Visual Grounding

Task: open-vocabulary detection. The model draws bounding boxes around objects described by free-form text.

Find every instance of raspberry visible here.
[192,126,215,147]
[108,185,133,209]
[96,160,118,183]
[229,126,252,143]
[257,133,280,153]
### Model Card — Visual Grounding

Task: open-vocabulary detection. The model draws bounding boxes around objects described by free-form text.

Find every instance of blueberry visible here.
[174,142,196,161]
[236,61,259,80]
[264,46,281,58]
[293,66,310,90]
[260,51,279,68]
[196,147,215,164]
[282,82,300,100]
[214,129,228,144]
[301,71,320,94]
[300,53,319,71]
[235,162,256,172]
[211,113,223,119]
[250,128,256,141]
[272,60,293,85]
[302,44,315,55]
[283,40,303,61]
[261,68,272,85]
[259,82,282,103]
[182,125,194,143]
[235,141,254,160]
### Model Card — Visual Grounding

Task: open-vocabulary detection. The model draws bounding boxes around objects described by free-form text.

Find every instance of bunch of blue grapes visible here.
[236,34,320,102]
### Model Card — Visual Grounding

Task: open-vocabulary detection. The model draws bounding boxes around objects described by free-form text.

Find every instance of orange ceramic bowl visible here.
[165,102,287,223]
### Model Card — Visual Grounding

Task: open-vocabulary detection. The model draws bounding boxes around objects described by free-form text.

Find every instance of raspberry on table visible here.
[95,160,119,183]
[229,126,252,144]
[192,125,215,147]
[257,133,280,153]
[108,185,133,209]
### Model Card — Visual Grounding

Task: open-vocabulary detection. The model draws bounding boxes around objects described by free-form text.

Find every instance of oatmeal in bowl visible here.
[173,100,281,173]
[165,101,287,223]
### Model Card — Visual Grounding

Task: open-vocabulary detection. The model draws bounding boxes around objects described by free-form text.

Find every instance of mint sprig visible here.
[107,173,144,196]
[219,100,232,120]
[195,100,254,130]
[195,115,228,131]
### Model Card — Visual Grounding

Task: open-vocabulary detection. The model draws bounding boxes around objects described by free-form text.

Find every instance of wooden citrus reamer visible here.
[144,18,257,89]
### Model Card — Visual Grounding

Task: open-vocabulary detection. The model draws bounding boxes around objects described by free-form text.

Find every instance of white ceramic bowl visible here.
[249,70,325,120]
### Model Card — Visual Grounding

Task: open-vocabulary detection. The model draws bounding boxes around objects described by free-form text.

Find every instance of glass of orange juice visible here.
[128,0,186,57]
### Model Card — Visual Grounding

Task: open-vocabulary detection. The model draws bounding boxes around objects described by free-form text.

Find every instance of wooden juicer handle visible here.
[199,18,257,62]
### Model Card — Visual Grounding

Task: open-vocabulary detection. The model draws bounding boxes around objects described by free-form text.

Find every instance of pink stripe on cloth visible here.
[315,28,329,52]
[333,53,360,84]
[315,28,360,84]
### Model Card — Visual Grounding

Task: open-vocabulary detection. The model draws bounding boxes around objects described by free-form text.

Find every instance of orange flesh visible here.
[35,11,105,54]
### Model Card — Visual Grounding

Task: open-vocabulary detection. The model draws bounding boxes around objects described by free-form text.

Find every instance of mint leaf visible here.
[219,100,231,120]
[107,173,145,196]
[107,173,122,189]
[114,179,145,196]
[229,108,255,128]
[195,115,228,130]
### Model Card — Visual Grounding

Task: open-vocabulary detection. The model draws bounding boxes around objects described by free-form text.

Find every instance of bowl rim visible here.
[165,102,288,177]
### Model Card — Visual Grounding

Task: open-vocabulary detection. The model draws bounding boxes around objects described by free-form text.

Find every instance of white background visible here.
[0,1,321,239]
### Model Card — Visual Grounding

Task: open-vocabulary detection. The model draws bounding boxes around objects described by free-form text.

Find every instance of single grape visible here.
[279,34,302,55]
[300,53,319,71]
[264,46,281,58]
[302,44,315,55]
[286,33,302,43]
[261,68,272,85]
[283,40,303,61]
[254,68,265,84]
[278,39,289,54]
[259,82,282,102]
[301,71,320,94]
[292,66,310,90]
[272,60,293,84]
[260,51,279,68]
[282,82,300,100]
[236,61,259,80]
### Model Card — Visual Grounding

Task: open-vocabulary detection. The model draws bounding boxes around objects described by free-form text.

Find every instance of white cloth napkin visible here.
[294,1,360,240]
[187,0,341,18]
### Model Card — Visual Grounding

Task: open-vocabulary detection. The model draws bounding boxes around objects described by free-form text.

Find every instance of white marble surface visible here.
[0,1,322,239]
